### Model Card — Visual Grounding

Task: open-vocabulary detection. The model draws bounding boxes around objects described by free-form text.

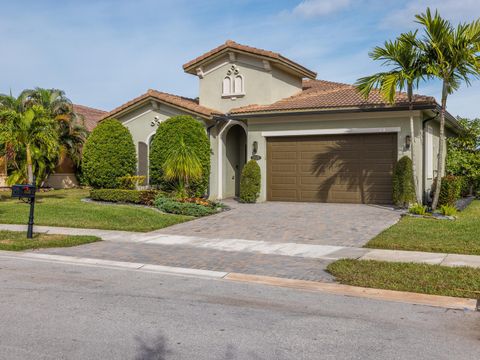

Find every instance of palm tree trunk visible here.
[431,82,448,210]
[26,144,34,184]
[408,85,420,204]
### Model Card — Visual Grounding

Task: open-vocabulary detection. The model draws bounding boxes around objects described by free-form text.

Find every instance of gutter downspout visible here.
[422,111,439,205]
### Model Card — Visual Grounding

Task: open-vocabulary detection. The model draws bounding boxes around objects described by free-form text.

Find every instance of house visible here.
[100,40,460,204]
[44,104,107,188]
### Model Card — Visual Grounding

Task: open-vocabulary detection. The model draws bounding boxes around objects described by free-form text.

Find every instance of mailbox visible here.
[12,184,36,199]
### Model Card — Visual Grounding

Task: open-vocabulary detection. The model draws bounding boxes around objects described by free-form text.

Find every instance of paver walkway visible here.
[152,199,402,247]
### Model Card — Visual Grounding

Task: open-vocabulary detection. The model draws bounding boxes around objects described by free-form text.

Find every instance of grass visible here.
[0,189,192,232]
[327,259,480,299]
[0,230,100,251]
[366,200,480,255]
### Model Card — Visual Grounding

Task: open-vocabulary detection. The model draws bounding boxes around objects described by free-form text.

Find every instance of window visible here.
[222,76,232,95]
[222,65,245,97]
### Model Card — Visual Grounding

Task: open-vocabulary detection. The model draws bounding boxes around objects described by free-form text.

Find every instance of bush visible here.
[392,156,416,208]
[149,116,210,196]
[90,189,161,206]
[118,175,146,190]
[440,204,457,216]
[239,160,261,203]
[409,203,427,215]
[82,119,136,188]
[154,196,217,217]
[438,175,464,206]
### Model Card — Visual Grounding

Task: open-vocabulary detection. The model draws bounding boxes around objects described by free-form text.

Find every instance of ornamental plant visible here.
[239,160,261,203]
[82,118,136,188]
[392,156,416,208]
[149,115,210,196]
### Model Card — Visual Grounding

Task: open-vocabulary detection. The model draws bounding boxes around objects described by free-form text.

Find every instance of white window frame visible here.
[426,125,434,179]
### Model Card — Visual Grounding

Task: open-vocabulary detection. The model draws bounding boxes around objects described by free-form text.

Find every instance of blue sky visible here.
[1,0,480,118]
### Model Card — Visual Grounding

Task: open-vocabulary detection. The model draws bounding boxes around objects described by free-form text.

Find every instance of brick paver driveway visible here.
[154,200,401,247]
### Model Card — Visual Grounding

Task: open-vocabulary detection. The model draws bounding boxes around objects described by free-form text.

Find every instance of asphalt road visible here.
[0,257,479,360]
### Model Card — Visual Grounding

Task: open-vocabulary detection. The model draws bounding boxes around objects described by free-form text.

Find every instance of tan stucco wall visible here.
[244,111,425,202]
[198,53,302,113]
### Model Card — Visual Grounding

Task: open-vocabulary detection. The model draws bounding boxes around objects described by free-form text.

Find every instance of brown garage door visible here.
[267,133,397,204]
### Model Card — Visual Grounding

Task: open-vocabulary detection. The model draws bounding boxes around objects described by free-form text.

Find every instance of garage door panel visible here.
[267,133,396,204]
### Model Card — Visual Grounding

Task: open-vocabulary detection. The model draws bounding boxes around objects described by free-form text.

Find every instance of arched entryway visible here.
[224,124,247,198]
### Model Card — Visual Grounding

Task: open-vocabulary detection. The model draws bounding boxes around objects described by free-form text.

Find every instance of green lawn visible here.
[0,230,100,251]
[0,189,192,232]
[327,259,480,299]
[366,200,480,255]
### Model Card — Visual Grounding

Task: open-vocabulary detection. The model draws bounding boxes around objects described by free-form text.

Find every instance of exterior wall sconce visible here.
[251,141,261,160]
[405,135,411,150]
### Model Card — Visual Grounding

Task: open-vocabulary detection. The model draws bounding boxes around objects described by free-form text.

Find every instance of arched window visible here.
[234,75,244,94]
[222,76,232,95]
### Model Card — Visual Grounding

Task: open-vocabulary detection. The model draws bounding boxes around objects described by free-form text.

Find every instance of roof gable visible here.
[183,40,317,79]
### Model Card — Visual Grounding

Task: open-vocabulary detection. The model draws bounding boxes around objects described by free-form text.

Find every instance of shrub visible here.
[440,204,457,216]
[149,116,210,196]
[118,175,146,190]
[82,119,136,188]
[438,175,464,206]
[90,189,161,206]
[392,156,416,208]
[409,203,427,215]
[239,160,261,203]
[154,196,217,217]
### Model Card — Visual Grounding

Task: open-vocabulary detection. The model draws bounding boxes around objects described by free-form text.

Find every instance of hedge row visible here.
[438,175,464,207]
[154,196,218,217]
[90,189,161,206]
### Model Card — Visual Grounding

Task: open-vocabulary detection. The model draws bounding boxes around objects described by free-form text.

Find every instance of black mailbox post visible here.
[11,184,36,238]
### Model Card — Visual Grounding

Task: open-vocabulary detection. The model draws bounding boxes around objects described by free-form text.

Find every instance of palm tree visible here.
[0,105,59,184]
[415,8,480,209]
[0,91,30,176]
[162,137,203,199]
[25,87,87,170]
[356,31,426,204]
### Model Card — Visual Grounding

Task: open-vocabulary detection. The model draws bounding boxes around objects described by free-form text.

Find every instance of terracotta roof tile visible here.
[101,89,218,120]
[229,79,437,115]
[72,104,107,132]
[183,40,317,79]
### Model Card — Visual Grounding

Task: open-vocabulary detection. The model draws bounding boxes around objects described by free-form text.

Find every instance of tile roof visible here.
[229,79,437,115]
[183,40,317,79]
[72,104,107,132]
[100,89,217,120]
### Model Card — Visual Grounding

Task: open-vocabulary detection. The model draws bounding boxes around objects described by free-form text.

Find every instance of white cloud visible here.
[292,0,352,17]
[381,0,480,29]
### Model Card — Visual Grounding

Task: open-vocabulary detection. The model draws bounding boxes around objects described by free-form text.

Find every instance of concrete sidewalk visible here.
[2,223,480,269]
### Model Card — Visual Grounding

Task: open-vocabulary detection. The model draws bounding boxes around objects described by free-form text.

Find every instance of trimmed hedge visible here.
[392,156,416,207]
[90,189,161,206]
[154,196,217,217]
[149,116,210,196]
[239,160,261,203]
[439,175,464,207]
[82,119,136,189]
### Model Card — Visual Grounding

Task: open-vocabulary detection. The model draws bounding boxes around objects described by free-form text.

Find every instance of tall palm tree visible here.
[415,8,480,210]
[0,105,59,184]
[356,31,426,203]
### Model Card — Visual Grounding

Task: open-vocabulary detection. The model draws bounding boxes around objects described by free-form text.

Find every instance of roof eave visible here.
[101,96,213,122]
[229,103,439,118]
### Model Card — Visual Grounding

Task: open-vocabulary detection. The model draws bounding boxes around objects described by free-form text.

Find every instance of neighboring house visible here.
[44,104,107,188]
[100,40,461,204]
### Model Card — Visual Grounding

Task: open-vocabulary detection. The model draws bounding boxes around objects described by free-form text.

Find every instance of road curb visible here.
[1,251,477,311]
[224,273,479,312]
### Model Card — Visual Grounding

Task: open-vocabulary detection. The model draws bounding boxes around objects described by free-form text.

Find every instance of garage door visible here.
[267,133,397,204]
